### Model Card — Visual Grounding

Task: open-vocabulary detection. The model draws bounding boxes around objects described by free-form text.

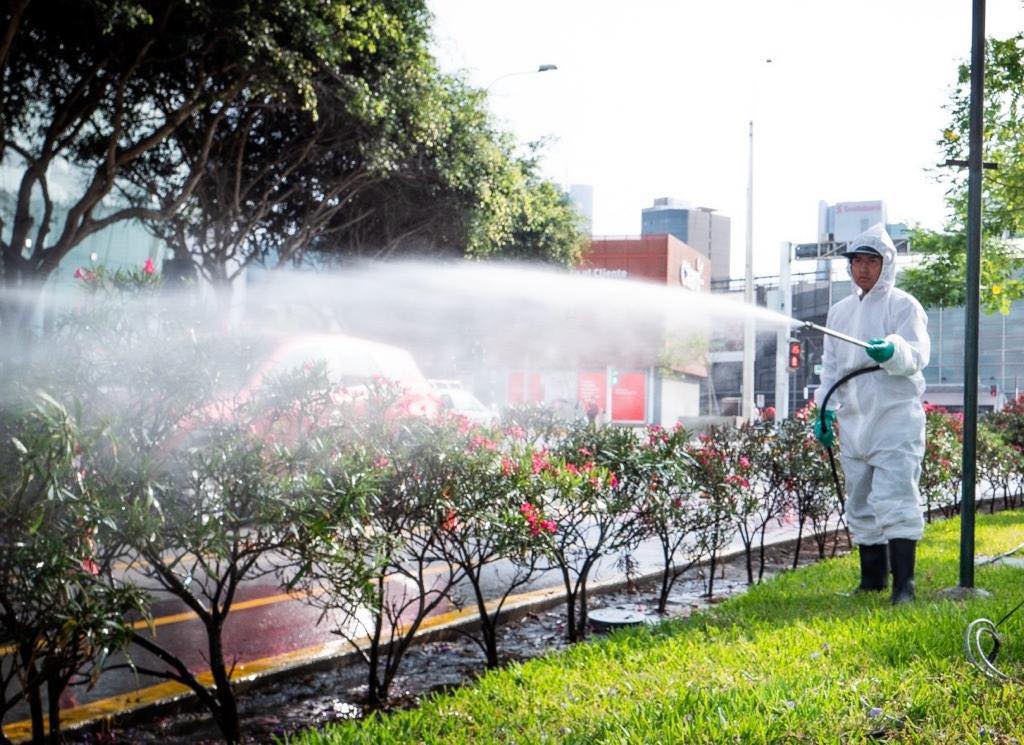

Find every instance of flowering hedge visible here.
[6,268,1017,738]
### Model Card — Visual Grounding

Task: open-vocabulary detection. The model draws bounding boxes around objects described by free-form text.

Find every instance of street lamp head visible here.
[537,64,557,72]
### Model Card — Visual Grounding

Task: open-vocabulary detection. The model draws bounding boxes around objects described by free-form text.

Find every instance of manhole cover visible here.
[588,607,654,632]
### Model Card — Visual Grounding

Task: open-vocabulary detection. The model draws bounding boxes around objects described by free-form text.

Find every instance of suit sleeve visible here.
[881,297,930,377]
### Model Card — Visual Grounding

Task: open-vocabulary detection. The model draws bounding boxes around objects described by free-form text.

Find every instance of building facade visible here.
[640,197,731,283]
[503,234,711,425]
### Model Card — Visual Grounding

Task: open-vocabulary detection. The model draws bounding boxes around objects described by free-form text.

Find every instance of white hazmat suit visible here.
[814,224,930,547]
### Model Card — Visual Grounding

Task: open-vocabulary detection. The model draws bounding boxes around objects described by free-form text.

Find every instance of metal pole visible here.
[960,0,985,589]
[742,120,755,422]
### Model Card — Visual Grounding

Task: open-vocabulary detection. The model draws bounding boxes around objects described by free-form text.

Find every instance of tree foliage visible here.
[942,33,1024,237]
[1,0,391,297]
[1,0,586,322]
[908,34,1024,313]
[896,227,1024,313]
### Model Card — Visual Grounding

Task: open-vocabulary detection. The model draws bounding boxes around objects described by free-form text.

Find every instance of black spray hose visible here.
[817,365,882,510]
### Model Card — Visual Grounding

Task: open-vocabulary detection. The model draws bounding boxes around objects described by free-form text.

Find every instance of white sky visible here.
[428,0,1024,277]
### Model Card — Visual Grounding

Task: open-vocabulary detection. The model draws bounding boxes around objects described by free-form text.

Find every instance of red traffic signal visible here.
[788,339,802,371]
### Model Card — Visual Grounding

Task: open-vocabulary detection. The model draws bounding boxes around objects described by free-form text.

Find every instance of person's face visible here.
[850,253,883,293]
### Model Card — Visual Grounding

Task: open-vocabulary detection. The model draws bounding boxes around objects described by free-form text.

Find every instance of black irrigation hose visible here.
[817,365,882,510]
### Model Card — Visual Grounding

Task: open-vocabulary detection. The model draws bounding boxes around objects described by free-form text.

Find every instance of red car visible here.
[166,334,441,455]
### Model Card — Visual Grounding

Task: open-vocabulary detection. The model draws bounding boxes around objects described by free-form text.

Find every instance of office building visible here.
[567,184,594,235]
[641,197,731,282]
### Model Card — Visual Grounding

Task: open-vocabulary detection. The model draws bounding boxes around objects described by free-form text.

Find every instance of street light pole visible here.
[742,120,755,422]
[485,64,558,91]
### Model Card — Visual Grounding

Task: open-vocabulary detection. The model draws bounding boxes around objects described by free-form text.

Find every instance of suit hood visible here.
[847,223,897,296]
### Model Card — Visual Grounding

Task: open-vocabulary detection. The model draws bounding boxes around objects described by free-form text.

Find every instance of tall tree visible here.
[134,3,434,286]
[313,87,588,265]
[0,0,421,324]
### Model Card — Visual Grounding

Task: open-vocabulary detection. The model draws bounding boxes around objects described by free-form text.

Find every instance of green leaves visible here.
[942,34,1024,238]
[896,227,1024,314]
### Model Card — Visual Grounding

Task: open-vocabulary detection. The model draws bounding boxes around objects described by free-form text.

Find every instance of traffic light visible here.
[787,339,802,371]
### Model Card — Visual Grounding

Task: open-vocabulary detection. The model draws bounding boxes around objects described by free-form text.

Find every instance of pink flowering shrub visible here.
[921,404,963,519]
[684,426,748,597]
[431,420,555,669]
[776,403,844,566]
[729,421,792,585]
[976,423,1022,513]
[72,260,161,294]
[530,424,642,642]
[0,396,146,742]
[630,423,708,613]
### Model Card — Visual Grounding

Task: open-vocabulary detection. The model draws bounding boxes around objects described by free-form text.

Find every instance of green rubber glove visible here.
[865,338,895,363]
[813,409,836,448]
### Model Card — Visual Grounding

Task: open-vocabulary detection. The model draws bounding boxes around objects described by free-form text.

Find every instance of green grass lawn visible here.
[283,512,1024,744]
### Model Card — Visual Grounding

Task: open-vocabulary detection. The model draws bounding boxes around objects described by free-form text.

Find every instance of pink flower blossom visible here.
[739,456,750,470]
[531,450,550,474]
[81,558,100,576]
[373,456,390,468]
[501,457,516,476]
[469,434,497,451]
[142,258,156,275]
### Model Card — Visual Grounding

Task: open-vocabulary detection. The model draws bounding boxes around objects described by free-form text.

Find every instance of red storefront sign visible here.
[508,371,544,404]
[611,371,646,422]
[577,371,606,413]
[577,370,646,422]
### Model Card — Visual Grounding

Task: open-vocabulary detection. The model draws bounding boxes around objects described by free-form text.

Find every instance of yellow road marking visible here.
[2,583,563,743]
[0,589,318,658]
[0,565,451,657]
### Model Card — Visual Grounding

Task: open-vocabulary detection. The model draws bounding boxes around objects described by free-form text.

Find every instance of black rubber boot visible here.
[889,538,916,605]
[855,544,888,592]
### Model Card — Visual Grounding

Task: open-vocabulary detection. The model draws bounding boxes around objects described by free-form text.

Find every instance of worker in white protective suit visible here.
[812,223,930,605]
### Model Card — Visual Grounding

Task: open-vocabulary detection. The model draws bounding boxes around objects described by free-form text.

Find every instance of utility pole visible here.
[742,120,755,422]
[959,0,985,591]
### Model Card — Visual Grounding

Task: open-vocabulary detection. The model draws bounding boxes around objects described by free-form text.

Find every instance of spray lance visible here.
[801,321,873,350]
